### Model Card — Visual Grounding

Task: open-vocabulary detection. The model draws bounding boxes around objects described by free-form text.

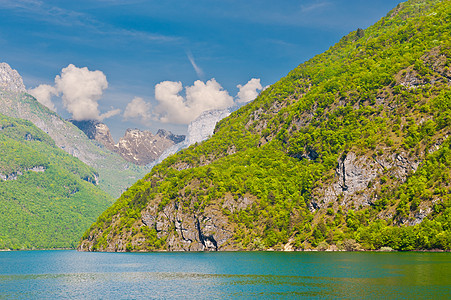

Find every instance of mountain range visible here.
[0,63,186,249]
[0,63,185,197]
[79,0,451,252]
[69,120,185,166]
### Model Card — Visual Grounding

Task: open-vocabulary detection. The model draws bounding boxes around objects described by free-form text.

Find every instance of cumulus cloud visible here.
[154,79,234,124]
[123,97,152,122]
[28,84,57,111]
[236,78,262,103]
[54,64,112,121]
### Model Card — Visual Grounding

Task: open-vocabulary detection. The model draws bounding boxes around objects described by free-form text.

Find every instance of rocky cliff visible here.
[0,63,26,93]
[70,120,185,165]
[69,120,116,151]
[114,128,184,165]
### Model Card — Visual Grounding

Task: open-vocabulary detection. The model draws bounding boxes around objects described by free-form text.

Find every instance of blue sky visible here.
[0,0,401,140]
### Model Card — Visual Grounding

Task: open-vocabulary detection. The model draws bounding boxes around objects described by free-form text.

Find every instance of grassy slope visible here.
[0,114,113,249]
[82,0,451,251]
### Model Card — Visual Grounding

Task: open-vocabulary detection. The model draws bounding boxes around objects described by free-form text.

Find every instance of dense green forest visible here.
[0,114,113,249]
[80,0,451,252]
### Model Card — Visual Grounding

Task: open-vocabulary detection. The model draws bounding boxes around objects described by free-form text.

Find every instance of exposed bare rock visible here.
[68,119,116,151]
[79,192,257,252]
[0,166,46,181]
[143,201,235,251]
[312,151,420,210]
[115,128,184,165]
[189,109,230,145]
[0,63,26,93]
[70,120,185,166]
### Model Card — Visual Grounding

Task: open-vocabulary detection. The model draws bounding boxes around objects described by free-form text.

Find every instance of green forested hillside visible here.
[80,0,451,252]
[0,114,113,249]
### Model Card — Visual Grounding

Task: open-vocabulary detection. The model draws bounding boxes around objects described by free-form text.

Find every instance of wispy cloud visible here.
[300,1,331,13]
[187,52,205,79]
[0,0,179,44]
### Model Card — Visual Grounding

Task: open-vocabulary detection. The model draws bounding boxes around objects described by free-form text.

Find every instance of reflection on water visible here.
[0,251,450,299]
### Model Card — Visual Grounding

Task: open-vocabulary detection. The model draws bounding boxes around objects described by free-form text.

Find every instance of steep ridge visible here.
[80,0,451,252]
[0,64,148,198]
[0,113,112,249]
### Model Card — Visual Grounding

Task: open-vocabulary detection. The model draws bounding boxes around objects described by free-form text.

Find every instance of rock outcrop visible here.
[114,128,184,165]
[0,166,46,181]
[70,119,185,166]
[0,63,26,93]
[69,120,116,151]
[311,151,421,210]
[78,192,256,252]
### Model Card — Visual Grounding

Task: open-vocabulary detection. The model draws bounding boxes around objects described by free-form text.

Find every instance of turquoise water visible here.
[0,251,450,299]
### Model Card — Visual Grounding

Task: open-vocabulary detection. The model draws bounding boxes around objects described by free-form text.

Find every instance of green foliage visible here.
[82,0,451,251]
[0,114,112,249]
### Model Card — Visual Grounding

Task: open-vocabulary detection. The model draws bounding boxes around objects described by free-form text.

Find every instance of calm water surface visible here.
[0,250,450,299]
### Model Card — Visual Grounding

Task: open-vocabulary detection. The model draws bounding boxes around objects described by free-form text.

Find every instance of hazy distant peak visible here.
[0,63,26,93]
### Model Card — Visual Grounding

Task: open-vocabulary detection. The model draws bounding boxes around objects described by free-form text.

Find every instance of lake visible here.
[0,250,450,299]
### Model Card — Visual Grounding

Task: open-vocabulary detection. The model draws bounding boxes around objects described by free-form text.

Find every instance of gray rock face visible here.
[0,63,26,93]
[142,200,234,251]
[186,109,231,145]
[312,151,420,210]
[68,119,116,151]
[115,128,184,166]
[0,166,46,181]
[78,192,256,252]
[70,120,185,166]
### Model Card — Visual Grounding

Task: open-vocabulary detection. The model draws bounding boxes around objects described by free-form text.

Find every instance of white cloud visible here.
[123,97,152,122]
[236,78,262,103]
[54,64,114,121]
[154,79,234,124]
[28,84,57,111]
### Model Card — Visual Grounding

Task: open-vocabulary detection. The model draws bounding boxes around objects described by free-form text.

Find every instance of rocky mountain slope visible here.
[0,64,148,198]
[80,0,451,252]
[0,113,112,249]
[70,119,184,165]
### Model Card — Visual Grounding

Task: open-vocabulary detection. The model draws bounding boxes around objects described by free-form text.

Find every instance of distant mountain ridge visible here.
[69,119,185,165]
[0,63,148,198]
